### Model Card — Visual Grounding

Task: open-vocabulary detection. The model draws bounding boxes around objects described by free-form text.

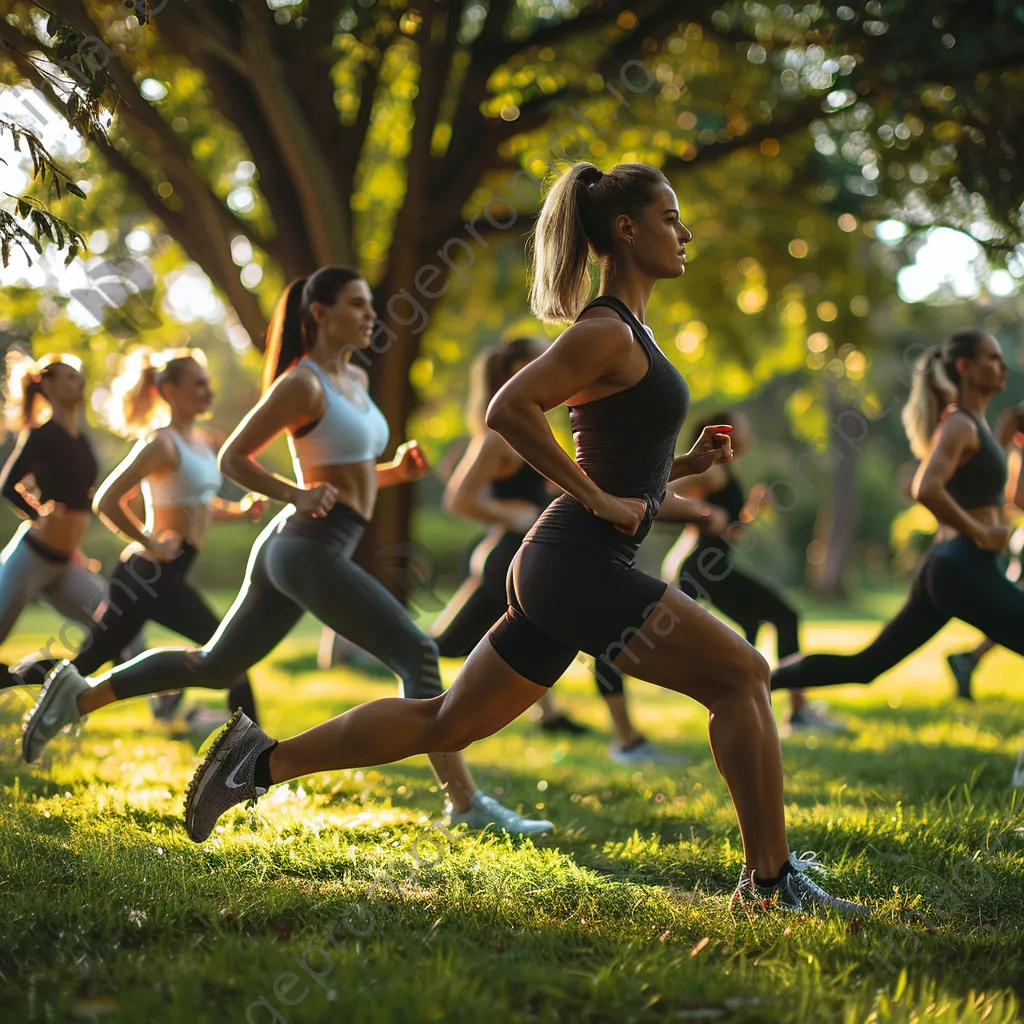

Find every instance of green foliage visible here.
[0,118,86,266]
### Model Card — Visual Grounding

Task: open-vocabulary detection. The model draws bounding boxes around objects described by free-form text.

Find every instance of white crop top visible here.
[287,358,390,471]
[144,429,222,508]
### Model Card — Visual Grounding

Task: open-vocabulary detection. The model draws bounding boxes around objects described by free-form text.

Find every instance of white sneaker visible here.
[787,703,847,734]
[609,738,686,765]
[22,661,88,763]
[447,791,553,836]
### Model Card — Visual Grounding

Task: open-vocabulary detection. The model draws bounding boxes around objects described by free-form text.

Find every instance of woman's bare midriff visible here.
[303,460,379,522]
[935,503,1003,542]
[150,505,214,549]
[31,507,89,556]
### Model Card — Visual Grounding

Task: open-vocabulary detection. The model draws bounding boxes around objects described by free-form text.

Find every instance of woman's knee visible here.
[730,645,771,698]
[183,647,244,690]
[419,694,477,750]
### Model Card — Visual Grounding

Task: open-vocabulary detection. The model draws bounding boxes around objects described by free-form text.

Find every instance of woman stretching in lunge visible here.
[15,348,260,723]
[772,331,1023,695]
[117,165,865,912]
[23,269,550,835]
[667,409,843,734]
[436,335,679,763]
[0,353,145,689]
[944,406,1024,699]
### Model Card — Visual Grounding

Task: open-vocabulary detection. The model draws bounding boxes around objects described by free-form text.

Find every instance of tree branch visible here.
[237,0,351,264]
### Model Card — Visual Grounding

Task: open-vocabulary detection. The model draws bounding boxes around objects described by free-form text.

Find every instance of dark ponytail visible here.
[466,336,545,433]
[260,266,365,394]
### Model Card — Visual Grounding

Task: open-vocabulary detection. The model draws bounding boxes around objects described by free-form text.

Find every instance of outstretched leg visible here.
[771,570,948,691]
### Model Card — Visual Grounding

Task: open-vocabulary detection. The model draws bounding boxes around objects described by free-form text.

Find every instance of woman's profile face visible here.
[165,359,214,418]
[959,334,1008,395]
[311,279,376,352]
[627,183,693,281]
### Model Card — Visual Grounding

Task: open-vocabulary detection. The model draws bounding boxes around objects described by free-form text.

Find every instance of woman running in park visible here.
[772,330,1023,695]
[13,347,260,724]
[667,409,843,734]
[435,335,679,763]
[0,352,145,689]
[23,268,551,836]
[40,163,866,913]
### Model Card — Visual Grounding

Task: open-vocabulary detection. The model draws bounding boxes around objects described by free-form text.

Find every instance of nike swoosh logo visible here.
[40,704,63,727]
[225,748,258,790]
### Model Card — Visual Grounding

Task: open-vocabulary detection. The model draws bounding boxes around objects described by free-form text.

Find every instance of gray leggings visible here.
[103,504,443,702]
[0,524,145,669]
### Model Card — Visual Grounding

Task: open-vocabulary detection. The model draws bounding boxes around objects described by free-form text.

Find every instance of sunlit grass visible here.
[2,599,1023,1023]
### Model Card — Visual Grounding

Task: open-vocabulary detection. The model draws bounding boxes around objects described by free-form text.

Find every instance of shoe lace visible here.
[790,850,828,875]
[728,870,760,910]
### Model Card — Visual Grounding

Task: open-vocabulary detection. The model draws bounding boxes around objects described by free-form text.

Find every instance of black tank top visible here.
[945,410,1007,509]
[693,469,745,556]
[492,461,550,508]
[1,420,99,518]
[705,470,745,522]
[529,295,690,548]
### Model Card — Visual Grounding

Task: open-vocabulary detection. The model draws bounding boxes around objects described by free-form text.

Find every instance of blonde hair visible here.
[901,330,987,458]
[102,347,207,438]
[529,161,670,323]
[466,337,544,434]
[3,351,83,432]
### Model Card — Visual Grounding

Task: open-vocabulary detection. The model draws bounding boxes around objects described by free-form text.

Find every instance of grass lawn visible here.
[2,592,1023,1023]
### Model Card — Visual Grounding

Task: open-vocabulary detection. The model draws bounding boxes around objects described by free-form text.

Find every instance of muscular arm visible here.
[0,430,41,520]
[219,370,323,502]
[93,433,176,547]
[444,431,538,532]
[485,317,636,513]
[911,413,988,541]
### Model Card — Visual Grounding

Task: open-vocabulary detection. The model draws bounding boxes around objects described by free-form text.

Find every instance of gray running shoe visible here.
[183,709,275,842]
[729,851,869,917]
[22,661,88,763]
[447,791,553,835]
[609,738,687,766]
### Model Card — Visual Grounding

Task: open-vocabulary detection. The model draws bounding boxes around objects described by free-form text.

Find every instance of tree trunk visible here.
[808,385,861,599]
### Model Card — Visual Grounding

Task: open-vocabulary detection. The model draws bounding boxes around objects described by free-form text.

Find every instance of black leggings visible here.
[23,543,258,722]
[433,531,625,695]
[678,542,799,660]
[772,535,1024,690]
[98,505,443,704]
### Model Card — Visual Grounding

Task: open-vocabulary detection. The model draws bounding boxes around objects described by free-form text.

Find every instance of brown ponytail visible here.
[261,266,365,395]
[466,336,545,433]
[3,351,82,432]
[529,161,670,323]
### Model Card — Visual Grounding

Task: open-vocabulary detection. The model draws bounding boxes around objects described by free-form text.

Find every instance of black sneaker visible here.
[947,652,977,701]
[183,709,275,842]
[540,713,591,735]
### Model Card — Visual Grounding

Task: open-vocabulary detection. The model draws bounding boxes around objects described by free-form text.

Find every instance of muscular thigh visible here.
[611,582,766,710]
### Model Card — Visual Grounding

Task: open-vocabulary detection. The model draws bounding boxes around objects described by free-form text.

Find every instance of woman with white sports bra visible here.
[24,267,552,836]
[15,347,260,722]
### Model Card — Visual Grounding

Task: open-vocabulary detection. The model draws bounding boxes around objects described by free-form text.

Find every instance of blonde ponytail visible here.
[102,347,206,438]
[901,330,987,457]
[529,161,670,323]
